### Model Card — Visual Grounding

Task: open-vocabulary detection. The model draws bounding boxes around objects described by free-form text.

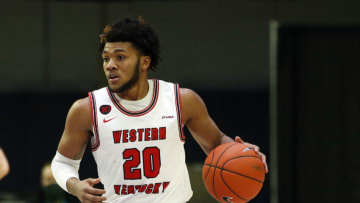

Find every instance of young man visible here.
[51,17,268,203]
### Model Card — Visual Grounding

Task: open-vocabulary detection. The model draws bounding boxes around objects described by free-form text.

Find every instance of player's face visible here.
[102,42,141,93]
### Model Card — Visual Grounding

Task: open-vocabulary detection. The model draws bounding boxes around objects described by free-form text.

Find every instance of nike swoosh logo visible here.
[223,196,233,203]
[103,117,116,123]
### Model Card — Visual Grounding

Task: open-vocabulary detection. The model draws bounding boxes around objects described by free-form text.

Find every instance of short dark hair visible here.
[99,16,161,71]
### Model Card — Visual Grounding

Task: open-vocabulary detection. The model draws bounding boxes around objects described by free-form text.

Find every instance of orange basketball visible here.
[202,142,265,203]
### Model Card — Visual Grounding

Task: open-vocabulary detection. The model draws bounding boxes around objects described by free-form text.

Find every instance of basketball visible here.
[202,142,265,203]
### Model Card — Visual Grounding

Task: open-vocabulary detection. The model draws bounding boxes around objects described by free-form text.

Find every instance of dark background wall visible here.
[1,0,360,202]
[276,25,360,203]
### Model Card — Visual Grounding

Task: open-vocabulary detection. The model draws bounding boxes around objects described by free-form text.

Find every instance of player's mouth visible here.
[108,73,119,82]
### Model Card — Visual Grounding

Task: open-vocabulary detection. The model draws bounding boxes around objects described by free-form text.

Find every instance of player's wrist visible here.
[66,177,81,196]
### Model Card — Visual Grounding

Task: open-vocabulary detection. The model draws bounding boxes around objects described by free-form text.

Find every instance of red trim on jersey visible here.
[106,79,159,117]
[88,92,100,151]
[174,84,186,142]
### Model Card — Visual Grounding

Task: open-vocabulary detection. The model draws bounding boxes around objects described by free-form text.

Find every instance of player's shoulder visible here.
[63,96,93,129]
[179,87,193,94]
[69,96,91,115]
[73,97,90,108]
[179,88,207,114]
[179,88,207,123]
[179,88,202,101]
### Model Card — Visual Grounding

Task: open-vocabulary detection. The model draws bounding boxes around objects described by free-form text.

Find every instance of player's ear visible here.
[140,56,151,71]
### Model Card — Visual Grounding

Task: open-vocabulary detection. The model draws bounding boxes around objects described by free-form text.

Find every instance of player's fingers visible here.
[89,188,105,195]
[81,185,106,202]
[235,137,261,152]
[234,138,268,172]
[257,151,268,173]
[83,192,107,202]
[243,142,260,152]
[252,144,260,152]
[234,136,244,143]
[88,187,106,196]
[87,177,101,185]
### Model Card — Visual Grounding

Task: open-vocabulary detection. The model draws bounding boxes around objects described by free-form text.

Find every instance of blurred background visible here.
[0,0,360,202]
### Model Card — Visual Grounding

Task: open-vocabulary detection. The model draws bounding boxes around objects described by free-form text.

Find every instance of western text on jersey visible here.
[113,127,167,143]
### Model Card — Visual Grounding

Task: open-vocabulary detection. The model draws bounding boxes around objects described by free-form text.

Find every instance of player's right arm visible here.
[52,97,106,202]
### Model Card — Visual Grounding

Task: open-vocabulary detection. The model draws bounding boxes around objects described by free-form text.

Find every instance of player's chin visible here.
[108,84,120,93]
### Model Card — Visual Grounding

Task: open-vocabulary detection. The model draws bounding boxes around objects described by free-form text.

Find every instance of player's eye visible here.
[117,55,125,60]
[102,57,109,62]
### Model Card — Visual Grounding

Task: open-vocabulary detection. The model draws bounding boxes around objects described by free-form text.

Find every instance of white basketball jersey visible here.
[88,79,193,203]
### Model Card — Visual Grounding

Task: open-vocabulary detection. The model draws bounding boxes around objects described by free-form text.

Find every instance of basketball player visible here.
[51,17,268,203]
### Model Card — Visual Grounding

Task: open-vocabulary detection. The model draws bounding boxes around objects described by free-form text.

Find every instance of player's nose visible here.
[106,59,117,70]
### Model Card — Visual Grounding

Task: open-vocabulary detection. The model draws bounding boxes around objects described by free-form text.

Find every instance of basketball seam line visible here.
[204,164,264,184]
[221,155,265,184]
[212,143,238,200]
[204,150,214,180]
[221,171,249,202]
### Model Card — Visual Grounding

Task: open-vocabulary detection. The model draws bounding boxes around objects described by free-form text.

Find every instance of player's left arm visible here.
[180,88,268,172]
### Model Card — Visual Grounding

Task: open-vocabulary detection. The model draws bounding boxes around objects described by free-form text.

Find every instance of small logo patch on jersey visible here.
[223,196,234,203]
[162,115,174,119]
[100,105,112,115]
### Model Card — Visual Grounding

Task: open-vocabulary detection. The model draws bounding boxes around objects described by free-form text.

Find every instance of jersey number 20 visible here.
[123,147,161,179]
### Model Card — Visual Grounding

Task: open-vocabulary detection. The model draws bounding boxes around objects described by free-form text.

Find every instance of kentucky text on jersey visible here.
[114,182,170,195]
[113,127,167,143]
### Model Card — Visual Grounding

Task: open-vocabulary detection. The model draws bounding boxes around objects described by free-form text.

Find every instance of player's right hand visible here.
[70,177,107,203]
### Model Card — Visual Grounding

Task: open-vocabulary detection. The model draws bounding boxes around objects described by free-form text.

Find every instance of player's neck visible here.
[116,77,149,101]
